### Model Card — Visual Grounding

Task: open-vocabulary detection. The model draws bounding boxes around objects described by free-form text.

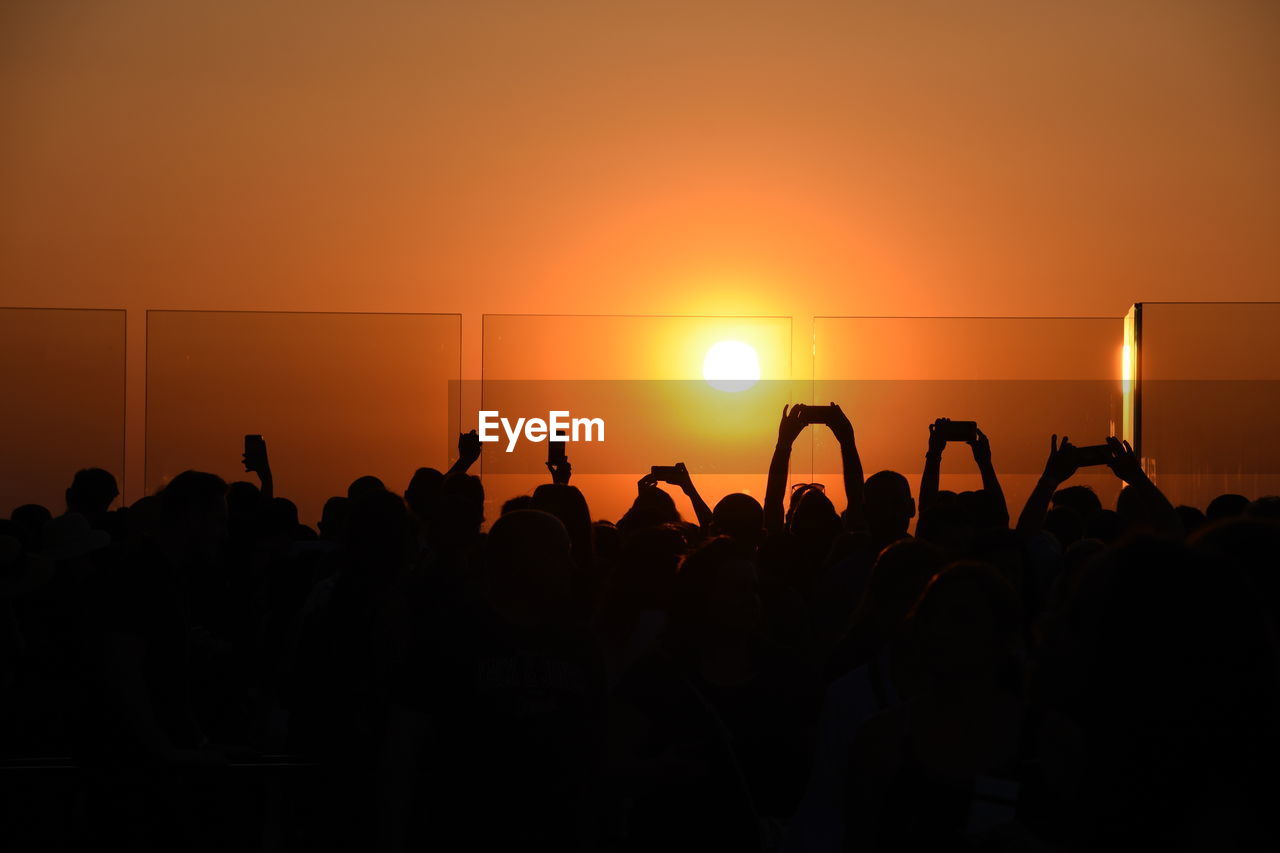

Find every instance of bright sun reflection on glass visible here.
[703,340,760,392]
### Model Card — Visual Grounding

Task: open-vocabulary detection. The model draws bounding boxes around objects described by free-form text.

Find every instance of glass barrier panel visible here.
[146,311,460,527]
[813,317,1126,526]
[0,308,126,517]
[1136,302,1280,511]
[481,315,794,524]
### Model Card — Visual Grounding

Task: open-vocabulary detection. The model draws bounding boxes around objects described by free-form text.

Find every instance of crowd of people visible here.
[1,404,1277,851]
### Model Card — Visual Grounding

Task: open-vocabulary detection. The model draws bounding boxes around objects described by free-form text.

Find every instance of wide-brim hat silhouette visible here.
[38,512,111,562]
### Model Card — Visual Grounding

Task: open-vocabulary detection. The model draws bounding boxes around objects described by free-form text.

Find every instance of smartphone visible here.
[1074,444,1112,467]
[244,434,266,472]
[548,429,567,466]
[936,420,978,442]
[796,404,838,425]
[651,465,682,482]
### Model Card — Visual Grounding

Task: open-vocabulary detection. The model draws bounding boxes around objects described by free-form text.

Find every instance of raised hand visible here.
[545,458,572,485]
[827,402,855,446]
[927,418,950,458]
[1104,436,1143,484]
[1042,434,1079,485]
[637,471,660,495]
[458,429,481,466]
[777,404,807,446]
[968,426,993,467]
[242,435,270,474]
[667,462,695,493]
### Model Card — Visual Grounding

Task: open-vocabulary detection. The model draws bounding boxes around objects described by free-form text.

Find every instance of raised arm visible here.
[920,419,949,513]
[969,427,1009,527]
[445,429,481,480]
[667,462,713,529]
[1017,434,1078,533]
[1104,436,1182,538]
[827,403,865,530]
[765,405,806,535]
[242,435,274,501]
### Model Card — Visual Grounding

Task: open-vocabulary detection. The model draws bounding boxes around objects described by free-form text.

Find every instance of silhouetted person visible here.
[318,495,349,541]
[863,471,916,547]
[77,470,230,850]
[500,494,535,514]
[66,467,119,517]
[3,393,1277,853]
[382,509,604,850]
[1052,484,1102,518]
[1175,503,1206,534]
[403,466,443,518]
[9,502,52,551]
[611,536,816,853]
[1206,492,1250,522]
[619,474,684,536]
[791,539,945,852]
[532,482,597,615]
[711,492,765,548]
[347,475,387,501]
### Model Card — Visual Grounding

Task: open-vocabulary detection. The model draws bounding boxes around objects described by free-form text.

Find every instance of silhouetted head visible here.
[618,486,681,536]
[484,509,573,622]
[1052,485,1101,518]
[853,538,945,639]
[1064,536,1262,730]
[1175,504,1206,534]
[667,536,762,653]
[532,484,593,560]
[262,496,300,536]
[318,496,348,540]
[1084,508,1120,543]
[864,471,916,539]
[1206,493,1250,522]
[1116,483,1180,536]
[1246,495,1280,521]
[609,523,688,612]
[404,467,444,519]
[1044,505,1084,549]
[711,493,764,547]
[970,527,1032,602]
[343,488,413,566]
[592,519,622,563]
[347,475,387,501]
[9,504,52,551]
[126,495,162,539]
[905,561,1020,686]
[501,495,535,515]
[957,489,1006,530]
[786,484,840,540]
[1190,517,1280,631]
[66,468,118,516]
[439,472,485,534]
[160,471,229,550]
[226,481,261,519]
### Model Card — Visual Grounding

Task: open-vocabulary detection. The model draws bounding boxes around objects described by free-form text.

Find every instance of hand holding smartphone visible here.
[1072,444,1113,467]
[935,420,979,443]
[243,434,268,473]
[795,404,839,426]
[546,429,570,484]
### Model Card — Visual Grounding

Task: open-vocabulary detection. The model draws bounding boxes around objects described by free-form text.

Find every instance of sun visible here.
[703,340,760,392]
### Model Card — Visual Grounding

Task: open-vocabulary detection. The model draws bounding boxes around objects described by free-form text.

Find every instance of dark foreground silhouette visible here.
[2,410,1278,851]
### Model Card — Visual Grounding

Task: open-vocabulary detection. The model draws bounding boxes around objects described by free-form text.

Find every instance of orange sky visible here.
[2,0,1279,502]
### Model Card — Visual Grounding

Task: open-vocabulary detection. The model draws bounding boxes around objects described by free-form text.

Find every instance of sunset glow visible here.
[702,340,760,392]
